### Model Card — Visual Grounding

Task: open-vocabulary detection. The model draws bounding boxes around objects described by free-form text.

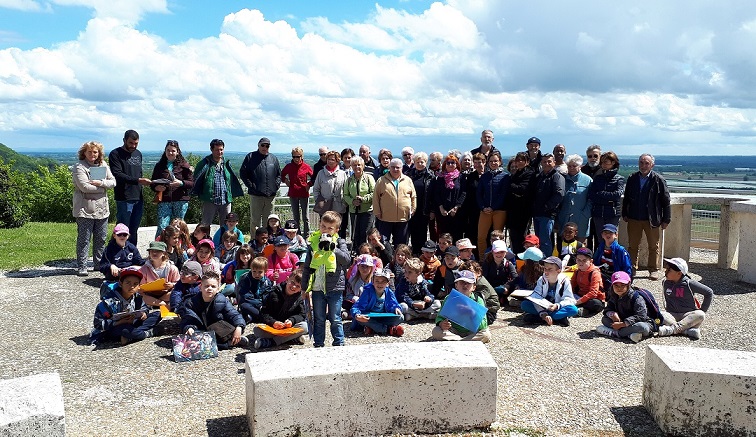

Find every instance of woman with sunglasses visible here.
[432,154,466,241]
[281,147,313,236]
[150,140,194,237]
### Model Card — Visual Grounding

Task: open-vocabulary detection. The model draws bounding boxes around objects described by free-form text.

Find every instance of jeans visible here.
[532,216,555,258]
[311,290,345,347]
[290,197,310,236]
[356,313,403,334]
[521,300,578,320]
[155,201,189,238]
[601,316,652,339]
[116,200,144,246]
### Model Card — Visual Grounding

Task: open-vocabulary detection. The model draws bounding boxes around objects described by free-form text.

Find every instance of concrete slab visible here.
[643,345,756,437]
[245,342,498,437]
[0,372,65,436]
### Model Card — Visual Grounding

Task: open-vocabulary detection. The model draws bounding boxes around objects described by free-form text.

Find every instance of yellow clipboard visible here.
[256,324,304,336]
[139,278,166,293]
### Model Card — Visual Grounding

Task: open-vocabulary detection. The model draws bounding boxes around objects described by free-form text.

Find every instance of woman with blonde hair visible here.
[72,141,115,276]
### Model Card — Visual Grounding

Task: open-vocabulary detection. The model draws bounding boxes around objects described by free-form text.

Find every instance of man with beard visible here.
[109,129,151,245]
[581,144,602,178]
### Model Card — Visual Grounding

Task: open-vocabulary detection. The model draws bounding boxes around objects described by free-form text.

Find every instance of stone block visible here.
[643,345,756,437]
[246,341,498,437]
[0,372,65,436]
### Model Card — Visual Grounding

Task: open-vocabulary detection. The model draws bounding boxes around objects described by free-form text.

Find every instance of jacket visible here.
[476,168,508,211]
[532,273,576,310]
[662,276,713,314]
[71,160,116,219]
[557,171,592,229]
[373,173,417,223]
[181,292,246,333]
[281,161,313,198]
[532,169,565,218]
[350,283,402,317]
[475,275,500,325]
[588,169,624,219]
[260,284,307,326]
[622,170,671,228]
[239,151,281,197]
[570,265,605,305]
[343,173,375,214]
[301,235,351,294]
[108,147,143,202]
[236,273,273,310]
[481,257,517,288]
[90,286,149,341]
[266,251,299,284]
[604,288,651,326]
[435,291,489,335]
[99,240,145,279]
[169,280,201,317]
[432,172,466,212]
[312,166,348,213]
[593,240,633,277]
[395,276,434,305]
[139,262,180,284]
[506,167,535,217]
[192,156,244,203]
[149,158,194,202]
[409,167,436,216]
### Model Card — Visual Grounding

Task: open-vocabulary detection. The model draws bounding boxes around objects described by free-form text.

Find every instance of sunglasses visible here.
[319,153,327,156]
[116,233,128,237]
[166,140,178,146]
[664,263,681,272]
[402,153,412,157]
[445,161,456,165]
[260,144,270,148]
[292,155,302,159]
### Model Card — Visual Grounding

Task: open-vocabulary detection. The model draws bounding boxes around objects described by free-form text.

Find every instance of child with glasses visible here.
[656,258,714,339]
[99,223,145,281]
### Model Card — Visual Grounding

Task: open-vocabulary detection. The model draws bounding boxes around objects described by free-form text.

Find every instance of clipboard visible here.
[89,166,106,180]
[139,278,167,293]
[438,290,487,333]
[255,324,304,336]
[365,312,400,318]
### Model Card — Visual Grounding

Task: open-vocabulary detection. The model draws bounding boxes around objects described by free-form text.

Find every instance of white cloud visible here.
[0,0,48,11]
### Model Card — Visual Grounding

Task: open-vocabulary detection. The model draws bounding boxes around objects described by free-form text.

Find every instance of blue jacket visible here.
[170,280,201,317]
[395,277,433,306]
[99,240,145,280]
[181,292,246,333]
[588,169,624,219]
[90,286,149,342]
[557,171,592,228]
[236,273,273,311]
[532,169,565,218]
[593,240,632,276]
[476,168,509,211]
[350,283,402,317]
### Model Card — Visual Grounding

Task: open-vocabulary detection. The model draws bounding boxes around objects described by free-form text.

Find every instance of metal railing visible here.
[691,209,720,244]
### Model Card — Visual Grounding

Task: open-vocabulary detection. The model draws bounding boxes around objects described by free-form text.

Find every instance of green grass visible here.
[0,222,80,271]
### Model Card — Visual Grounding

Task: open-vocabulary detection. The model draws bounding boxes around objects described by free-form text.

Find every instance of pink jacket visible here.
[267,251,300,284]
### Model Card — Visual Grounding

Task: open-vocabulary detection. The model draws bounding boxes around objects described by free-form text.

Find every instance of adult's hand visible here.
[138,177,152,186]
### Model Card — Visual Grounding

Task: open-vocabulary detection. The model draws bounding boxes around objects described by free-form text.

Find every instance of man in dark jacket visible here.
[191,139,244,226]
[532,154,565,258]
[109,129,152,245]
[525,136,543,172]
[240,137,281,233]
[469,129,499,168]
[621,153,671,280]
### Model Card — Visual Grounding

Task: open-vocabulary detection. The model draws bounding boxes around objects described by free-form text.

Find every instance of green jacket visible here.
[192,156,245,203]
[343,173,375,214]
[435,291,489,335]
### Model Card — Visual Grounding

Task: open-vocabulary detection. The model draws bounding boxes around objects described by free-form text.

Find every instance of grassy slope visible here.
[0,222,80,271]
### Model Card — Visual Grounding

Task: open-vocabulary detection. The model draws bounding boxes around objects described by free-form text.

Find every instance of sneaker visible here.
[649,271,661,281]
[237,336,249,348]
[388,325,404,337]
[341,310,349,320]
[576,307,584,318]
[363,326,375,336]
[595,325,618,338]
[656,325,674,337]
[685,328,701,340]
[77,268,88,277]
[254,337,275,349]
[629,332,643,343]
[293,335,307,345]
[556,317,570,327]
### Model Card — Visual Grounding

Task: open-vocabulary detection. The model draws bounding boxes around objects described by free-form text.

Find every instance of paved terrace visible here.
[0,228,754,436]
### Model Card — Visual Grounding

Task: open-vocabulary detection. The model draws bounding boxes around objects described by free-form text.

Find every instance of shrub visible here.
[0,159,29,228]
[25,165,75,222]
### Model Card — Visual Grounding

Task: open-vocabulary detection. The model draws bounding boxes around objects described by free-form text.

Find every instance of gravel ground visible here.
[1,239,754,437]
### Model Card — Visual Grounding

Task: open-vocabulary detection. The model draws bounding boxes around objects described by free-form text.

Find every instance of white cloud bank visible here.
[1,0,756,155]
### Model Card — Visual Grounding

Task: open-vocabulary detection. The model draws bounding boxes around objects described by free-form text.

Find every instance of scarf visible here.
[443,169,459,189]
[326,164,338,173]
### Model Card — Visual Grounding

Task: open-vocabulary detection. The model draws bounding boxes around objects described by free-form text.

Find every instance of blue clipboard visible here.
[365,312,399,318]
[438,289,487,332]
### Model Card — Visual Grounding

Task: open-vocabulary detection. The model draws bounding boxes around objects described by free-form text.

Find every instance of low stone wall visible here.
[245,342,498,436]
[643,345,756,437]
[0,372,65,436]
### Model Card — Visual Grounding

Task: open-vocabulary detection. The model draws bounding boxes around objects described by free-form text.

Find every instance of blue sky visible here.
[1,0,756,156]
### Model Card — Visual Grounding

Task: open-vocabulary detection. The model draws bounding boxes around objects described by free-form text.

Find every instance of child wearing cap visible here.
[656,258,713,339]
[344,254,378,319]
[506,248,545,307]
[170,260,203,317]
[481,240,518,306]
[419,240,441,282]
[192,238,221,274]
[99,223,145,281]
[89,268,161,346]
[460,260,500,325]
[351,268,405,337]
[253,269,309,349]
[431,246,463,300]
[593,224,632,277]
[236,256,273,323]
[216,231,240,267]
[395,257,440,321]
[267,236,299,284]
[433,270,491,342]
[266,213,283,239]
[212,212,245,249]
[570,247,606,318]
[596,271,653,343]
[514,234,541,272]
[456,238,477,261]
[138,240,180,307]
[283,219,308,261]
[521,256,578,326]
[181,270,249,349]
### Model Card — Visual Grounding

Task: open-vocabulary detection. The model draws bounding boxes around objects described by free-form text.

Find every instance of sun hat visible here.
[456,238,476,250]
[517,247,544,262]
[148,241,167,252]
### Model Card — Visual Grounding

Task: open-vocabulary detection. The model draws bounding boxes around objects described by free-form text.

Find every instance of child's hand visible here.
[548,304,559,312]
[413,301,425,310]
[355,314,369,323]
[273,321,285,329]
[230,326,243,345]
[439,319,452,330]
[395,308,403,316]
[164,282,175,291]
[284,320,293,328]
[423,296,432,303]
[611,321,626,330]
[185,328,195,336]
[110,265,120,277]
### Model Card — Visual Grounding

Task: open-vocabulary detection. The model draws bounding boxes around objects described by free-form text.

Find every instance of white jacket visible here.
[532,273,576,310]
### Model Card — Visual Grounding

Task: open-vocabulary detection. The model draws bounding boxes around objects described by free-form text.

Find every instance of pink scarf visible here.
[443,169,459,189]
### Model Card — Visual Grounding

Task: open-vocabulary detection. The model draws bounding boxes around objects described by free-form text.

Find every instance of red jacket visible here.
[570,265,605,305]
[281,161,313,198]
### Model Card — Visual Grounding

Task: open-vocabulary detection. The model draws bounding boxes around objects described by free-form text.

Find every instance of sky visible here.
[1,0,756,156]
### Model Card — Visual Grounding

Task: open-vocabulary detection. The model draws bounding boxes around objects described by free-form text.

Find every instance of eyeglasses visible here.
[588,154,600,158]
[402,153,412,157]
[664,264,680,272]
[319,153,327,156]
[116,233,128,237]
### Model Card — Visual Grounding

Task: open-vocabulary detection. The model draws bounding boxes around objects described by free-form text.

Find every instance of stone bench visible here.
[642,345,756,437]
[0,373,65,436]
[245,342,498,437]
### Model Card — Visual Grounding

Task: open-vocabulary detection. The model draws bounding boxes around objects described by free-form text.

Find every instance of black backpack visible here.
[631,286,662,329]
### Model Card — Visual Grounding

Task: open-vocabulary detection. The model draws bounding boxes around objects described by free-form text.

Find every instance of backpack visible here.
[631,286,662,329]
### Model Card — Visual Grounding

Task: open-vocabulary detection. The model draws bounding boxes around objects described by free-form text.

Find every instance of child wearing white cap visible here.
[656,258,713,339]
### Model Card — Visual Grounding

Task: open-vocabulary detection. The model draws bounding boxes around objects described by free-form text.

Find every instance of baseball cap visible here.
[517,247,544,262]
[197,238,215,250]
[611,271,632,285]
[576,247,593,258]
[373,268,392,279]
[225,212,239,222]
[272,236,290,246]
[444,246,460,257]
[524,234,540,246]
[491,240,509,253]
[663,258,689,275]
[540,256,563,270]
[284,219,299,231]
[181,261,203,277]
[454,270,476,284]
[356,254,374,267]
[119,267,143,281]
[602,224,618,234]
[258,137,271,146]
[113,223,129,235]
[421,240,437,252]
[527,137,541,145]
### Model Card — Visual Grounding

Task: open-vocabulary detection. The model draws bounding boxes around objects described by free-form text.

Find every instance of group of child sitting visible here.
[89,211,714,351]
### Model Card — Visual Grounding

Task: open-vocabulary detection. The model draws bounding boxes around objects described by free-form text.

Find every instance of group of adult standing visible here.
[72,129,672,281]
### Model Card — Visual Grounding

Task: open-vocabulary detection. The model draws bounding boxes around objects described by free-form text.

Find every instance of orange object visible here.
[255,324,304,336]
[139,278,167,293]
[160,305,178,318]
